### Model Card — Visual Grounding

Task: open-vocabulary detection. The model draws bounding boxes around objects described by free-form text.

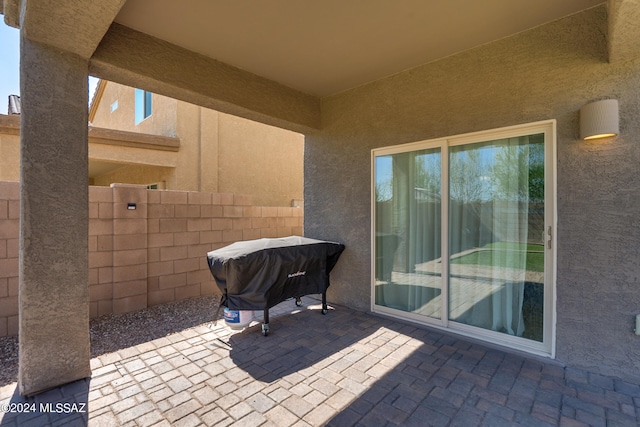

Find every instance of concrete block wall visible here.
[110,185,149,316]
[89,186,115,318]
[0,182,19,337]
[0,181,304,336]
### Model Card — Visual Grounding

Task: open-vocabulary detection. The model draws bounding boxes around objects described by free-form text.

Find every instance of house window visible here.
[372,120,556,357]
[135,88,152,124]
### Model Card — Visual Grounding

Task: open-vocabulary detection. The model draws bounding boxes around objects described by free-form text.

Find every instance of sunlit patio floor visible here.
[1,297,639,427]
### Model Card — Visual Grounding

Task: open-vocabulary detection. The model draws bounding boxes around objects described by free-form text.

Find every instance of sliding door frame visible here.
[371,120,557,358]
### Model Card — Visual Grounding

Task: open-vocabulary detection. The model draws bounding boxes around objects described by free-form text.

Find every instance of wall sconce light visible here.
[580,99,619,140]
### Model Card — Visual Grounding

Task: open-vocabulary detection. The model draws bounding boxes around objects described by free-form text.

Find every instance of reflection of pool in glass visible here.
[450,243,544,273]
[446,242,545,342]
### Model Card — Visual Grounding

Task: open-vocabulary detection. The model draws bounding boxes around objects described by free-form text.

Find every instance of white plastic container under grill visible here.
[223,308,254,330]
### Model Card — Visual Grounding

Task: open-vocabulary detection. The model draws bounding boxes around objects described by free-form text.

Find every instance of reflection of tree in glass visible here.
[490,136,544,203]
[527,140,545,203]
[414,153,441,196]
[449,148,487,202]
[376,136,544,204]
[376,151,441,202]
[375,156,393,202]
[376,177,392,202]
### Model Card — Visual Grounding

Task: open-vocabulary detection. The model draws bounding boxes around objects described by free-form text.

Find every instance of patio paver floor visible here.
[1,297,639,426]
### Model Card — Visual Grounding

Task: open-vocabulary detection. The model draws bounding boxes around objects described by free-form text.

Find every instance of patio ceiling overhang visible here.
[88,22,321,134]
[5,0,640,133]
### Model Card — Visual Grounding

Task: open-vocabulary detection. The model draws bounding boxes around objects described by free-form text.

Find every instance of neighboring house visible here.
[0,84,304,207]
[5,1,640,395]
[88,81,304,207]
[0,99,19,181]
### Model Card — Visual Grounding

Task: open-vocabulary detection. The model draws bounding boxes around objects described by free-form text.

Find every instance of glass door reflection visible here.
[374,148,443,319]
[448,135,545,341]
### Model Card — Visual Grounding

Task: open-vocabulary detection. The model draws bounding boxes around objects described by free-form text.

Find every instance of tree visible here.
[449,147,488,202]
[490,136,544,202]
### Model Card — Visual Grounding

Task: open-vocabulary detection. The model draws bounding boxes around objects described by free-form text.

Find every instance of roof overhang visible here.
[5,0,640,132]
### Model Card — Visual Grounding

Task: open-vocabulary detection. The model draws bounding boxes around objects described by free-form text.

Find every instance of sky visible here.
[0,24,19,113]
[0,23,98,115]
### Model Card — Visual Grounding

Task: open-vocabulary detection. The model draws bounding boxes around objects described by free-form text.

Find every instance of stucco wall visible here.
[92,165,174,188]
[92,81,178,137]
[0,132,19,182]
[305,5,640,380]
[216,113,304,207]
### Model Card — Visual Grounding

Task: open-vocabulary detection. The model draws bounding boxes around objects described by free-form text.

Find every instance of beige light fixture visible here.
[580,99,619,140]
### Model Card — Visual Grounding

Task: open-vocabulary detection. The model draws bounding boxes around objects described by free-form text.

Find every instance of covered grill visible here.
[207,236,345,335]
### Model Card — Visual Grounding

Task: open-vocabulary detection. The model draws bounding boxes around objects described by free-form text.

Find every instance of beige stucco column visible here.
[18,36,91,396]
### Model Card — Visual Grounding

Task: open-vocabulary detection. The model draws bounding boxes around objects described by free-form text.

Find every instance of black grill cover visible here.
[207,236,345,310]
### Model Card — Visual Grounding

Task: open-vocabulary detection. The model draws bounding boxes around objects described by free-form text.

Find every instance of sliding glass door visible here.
[372,122,555,355]
[374,148,443,319]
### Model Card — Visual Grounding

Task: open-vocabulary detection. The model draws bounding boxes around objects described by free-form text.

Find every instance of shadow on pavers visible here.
[225,302,377,382]
[0,378,89,427]
[0,295,222,387]
[223,301,640,426]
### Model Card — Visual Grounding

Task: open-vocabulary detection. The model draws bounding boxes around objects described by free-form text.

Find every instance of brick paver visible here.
[1,297,639,426]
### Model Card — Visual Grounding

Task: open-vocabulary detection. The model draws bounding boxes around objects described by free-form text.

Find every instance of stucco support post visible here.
[18,36,91,396]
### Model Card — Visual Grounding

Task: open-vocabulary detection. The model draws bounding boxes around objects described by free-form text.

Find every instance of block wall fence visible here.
[0,181,303,337]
